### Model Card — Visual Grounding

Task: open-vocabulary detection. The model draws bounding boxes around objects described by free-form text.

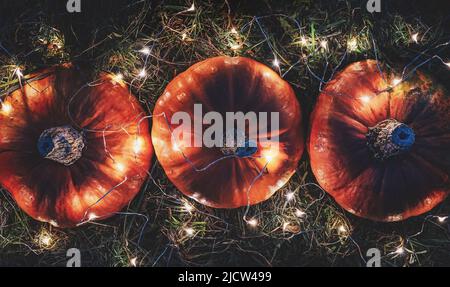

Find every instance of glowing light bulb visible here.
[133,137,144,154]
[437,216,448,223]
[295,208,306,218]
[411,33,419,43]
[359,95,371,104]
[172,142,181,152]
[392,78,402,86]
[38,231,53,248]
[299,36,308,46]
[282,221,290,231]
[1,102,12,115]
[88,213,98,221]
[112,73,123,84]
[445,62,450,68]
[15,67,23,78]
[285,192,295,201]
[230,27,238,34]
[247,218,258,227]
[181,33,188,41]
[347,38,358,51]
[184,227,195,236]
[337,225,347,234]
[115,162,125,172]
[130,257,138,267]
[394,246,405,255]
[272,58,280,67]
[320,40,328,50]
[139,47,150,55]
[187,3,195,11]
[183,201,194,213]
[138,68,147,78]
[230,43,242,51]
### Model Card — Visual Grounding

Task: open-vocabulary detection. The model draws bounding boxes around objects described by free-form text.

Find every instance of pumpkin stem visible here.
[37,125,85,166]
[366,119,415,161]
[220,129,257,158]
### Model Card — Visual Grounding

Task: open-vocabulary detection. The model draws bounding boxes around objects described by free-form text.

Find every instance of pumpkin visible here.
[0,64,153,228]
[152,56,304,208]
[309,60,450,221]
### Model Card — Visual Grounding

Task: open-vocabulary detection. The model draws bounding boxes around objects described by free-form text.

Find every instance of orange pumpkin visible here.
[152,56,304,208]
[0,65,153,227]
[309,60,450,221]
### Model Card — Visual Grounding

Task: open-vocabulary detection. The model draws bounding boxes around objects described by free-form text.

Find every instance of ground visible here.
[0,0,449,267]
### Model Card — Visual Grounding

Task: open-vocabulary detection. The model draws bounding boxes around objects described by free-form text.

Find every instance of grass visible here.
[0,0,449,266]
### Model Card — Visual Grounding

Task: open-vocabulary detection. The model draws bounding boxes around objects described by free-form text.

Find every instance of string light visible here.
[247,218,258,227]
[299,36,308,46]
[183,201,194,213]
[130,257,138,267]
[14,67,23,79]
[172,142,181,152]
[36,229,54,248]
[111,73,124,84]
[138,68,147,78]
[391,77,402,86]
[115,162,126,172]
[88,213,99,221]
[7,10,443,267]
[285,191,295,201]
[337,225,347,234]
[139,47,151,55]
[272,58,280,67]
[282,221,290,231]
[347,37,358,51]
[133,137,144,154]
[1,102,12,115]
[359,95,371,104]
[181,33,188,41]
[295,208,306,218]
[320,39,328,50]
[184,227,195,237]
[437,216,448,223]
[445,62,450,68]
[394,246,405,255]
[411,33,419,44]
[186,3,195,12]
[230,43,242,51]
[262,148,278,163]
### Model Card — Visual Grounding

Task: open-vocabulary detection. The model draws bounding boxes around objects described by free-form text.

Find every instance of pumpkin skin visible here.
[152,56,304,208]
[309,60,450,221]
[0,64,153,228]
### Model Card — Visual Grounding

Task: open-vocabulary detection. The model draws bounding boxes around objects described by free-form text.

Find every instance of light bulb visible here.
[272,58,280,67]
[1,102,12,115]
[295,209,306,218]
[138,68,147,78]
[285,192,295,201]
[187,3,195,11]
[247,218,258,227]
[184,227,195,236]
[139,47,150,55]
